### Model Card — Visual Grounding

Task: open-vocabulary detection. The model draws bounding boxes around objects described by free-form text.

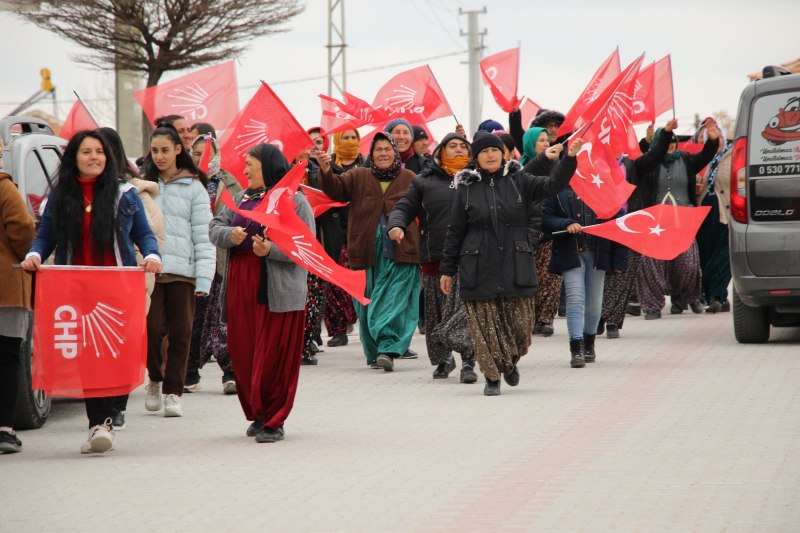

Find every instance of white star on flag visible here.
[649,224,665,236]
[591,173,604,188]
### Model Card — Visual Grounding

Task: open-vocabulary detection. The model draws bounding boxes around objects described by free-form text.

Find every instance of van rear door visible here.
[746,88,800,276]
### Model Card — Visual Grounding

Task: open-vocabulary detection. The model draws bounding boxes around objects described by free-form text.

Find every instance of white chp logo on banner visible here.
[384,85,425,116]
[54,302,127,359]
[234,120,284,157]
[167,83,210,121]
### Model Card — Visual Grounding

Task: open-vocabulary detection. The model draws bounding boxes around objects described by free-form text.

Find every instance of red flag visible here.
[198,135,212,174]
[678,141,704,154]
[372,65,453,125]
[559,49,621,136]
[133,61,239,127]
[300,185,348,217]
[59,99,99,140]
[218,179,370,305]
[480,48,522,113]
[319,91,388,136]
[631,55,674,124]
[582,204,712,260]
[520,98,542,129]
[218,82,315,186]
[32,266,148,398]
[572,130,636,219]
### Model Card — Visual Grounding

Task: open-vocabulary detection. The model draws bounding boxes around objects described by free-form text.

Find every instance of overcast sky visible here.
[1,0,796,149]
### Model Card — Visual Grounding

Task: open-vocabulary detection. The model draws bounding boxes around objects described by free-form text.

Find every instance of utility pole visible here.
[327,0,347,98]
[460,7,486,136]
[115,21,144,155]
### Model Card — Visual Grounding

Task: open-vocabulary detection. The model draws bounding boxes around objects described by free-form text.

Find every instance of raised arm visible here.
[632,119,677,178]
[508,108,524,153]
[523,139,582,203]
[316,152,354,202]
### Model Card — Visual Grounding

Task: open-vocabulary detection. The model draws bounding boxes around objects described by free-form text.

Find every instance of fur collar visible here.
[454,159,522,188]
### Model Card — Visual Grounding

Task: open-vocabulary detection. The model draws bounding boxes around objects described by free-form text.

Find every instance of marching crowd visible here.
[0,102,732,454]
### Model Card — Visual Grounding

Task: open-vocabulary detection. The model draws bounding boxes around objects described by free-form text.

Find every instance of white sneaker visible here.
[81,419,115,454]
[164,394,183,417]
[145,381,163,411]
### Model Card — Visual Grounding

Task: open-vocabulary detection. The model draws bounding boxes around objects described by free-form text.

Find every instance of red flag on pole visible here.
[480,48,523,113]
[59,99,99,140]
[559,49,621,136]
[520,98,542,129]
[32,266,148,398]
[371,65,453,125]
[218,82,315,186]
[300,185,348,217]
[218,183,370,305]
[133,61,239,128]
[572,130,636,219]
[582,204,711,260]
[319,91,388,136]
[632,55,674,124]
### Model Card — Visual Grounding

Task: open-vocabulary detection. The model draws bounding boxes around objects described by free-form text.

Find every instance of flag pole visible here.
[668,55,676,119]
[562,53,646,145]
[426,65,459,125]
[73,91,101,127]
[551,224,600,235]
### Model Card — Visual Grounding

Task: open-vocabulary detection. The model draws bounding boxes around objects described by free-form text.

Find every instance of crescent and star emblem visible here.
[616,210,665,235]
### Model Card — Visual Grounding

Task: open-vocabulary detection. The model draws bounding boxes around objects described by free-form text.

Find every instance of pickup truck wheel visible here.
[733,289,770,344]
[14,316,51,429]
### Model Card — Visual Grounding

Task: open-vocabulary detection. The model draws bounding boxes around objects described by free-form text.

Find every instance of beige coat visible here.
[697,150,732,225]
[130,178,165,311]
[0,174,35,309]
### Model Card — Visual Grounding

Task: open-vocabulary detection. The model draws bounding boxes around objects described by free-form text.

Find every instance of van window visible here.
[38,147,61,185]
[24,150,50,215]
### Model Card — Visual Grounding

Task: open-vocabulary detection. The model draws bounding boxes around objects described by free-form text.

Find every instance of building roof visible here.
[749,58,800,81]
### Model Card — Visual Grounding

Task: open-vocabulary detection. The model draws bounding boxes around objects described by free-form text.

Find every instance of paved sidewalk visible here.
[3,308,799,532]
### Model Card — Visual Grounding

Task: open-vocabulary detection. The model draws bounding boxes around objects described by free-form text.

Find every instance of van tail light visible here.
[730,137,747,224]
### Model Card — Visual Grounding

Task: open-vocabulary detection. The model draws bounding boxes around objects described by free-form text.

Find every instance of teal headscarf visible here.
[520,127,549,165]
[653,127,681,165]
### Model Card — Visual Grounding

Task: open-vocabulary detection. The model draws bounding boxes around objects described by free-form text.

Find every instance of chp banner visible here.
[32,266,148,398]
[480,47,523,113]
[371,65,453,125]
[133,60,239,127]
[631,55,674,124]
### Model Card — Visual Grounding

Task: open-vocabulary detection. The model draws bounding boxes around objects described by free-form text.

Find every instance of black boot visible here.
[570,339,585,368]
[484,379,501,396]
[583,333,596,363]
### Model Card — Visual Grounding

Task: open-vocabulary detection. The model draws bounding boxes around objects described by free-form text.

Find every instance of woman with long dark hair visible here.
[21,130,161,453]
[141,124,215,418]
[209,143,314,443]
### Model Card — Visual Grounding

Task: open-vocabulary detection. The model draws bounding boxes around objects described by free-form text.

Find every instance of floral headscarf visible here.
[192,134,221,179]
[366,132,402,182]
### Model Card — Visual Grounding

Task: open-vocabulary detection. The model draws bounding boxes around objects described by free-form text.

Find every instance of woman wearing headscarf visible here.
[323,130,363,347]
[21,130,161,453]
[318,132,419,372]
[209,143,314,443]
[387,132,477,383]
[440,132,582,396]
[185,133,242,392]
[597,122,675,338]
[385,118,428,175]
[633,118,720,319]
[518,127,565,337]
[694,119,733,313]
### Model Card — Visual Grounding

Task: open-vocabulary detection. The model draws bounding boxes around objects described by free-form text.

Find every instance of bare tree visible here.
[17,0,305,144]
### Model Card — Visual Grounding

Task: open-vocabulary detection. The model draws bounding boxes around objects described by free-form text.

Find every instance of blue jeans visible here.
[562,251,606,341]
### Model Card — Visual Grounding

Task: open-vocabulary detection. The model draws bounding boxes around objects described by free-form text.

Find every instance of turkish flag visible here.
[218,162,370,304]
[372,65,453,125]
[59,99,99,140]
[520,98,542,129]
[133,61,239,128]
[583,204,711,260]
[32,266,148,398]
[218,82,315,186]
[300,185,348,217]
[631,55,674,124]
[572,129,636,219]
[559,49,621,136]
[319,91,388,136]
[480,48,522,113]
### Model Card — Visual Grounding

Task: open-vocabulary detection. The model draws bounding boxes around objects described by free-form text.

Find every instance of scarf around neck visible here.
[367,132,402,182]
[439,152,471,177]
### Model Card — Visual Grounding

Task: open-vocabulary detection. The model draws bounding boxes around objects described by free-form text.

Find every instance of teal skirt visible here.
[352,224,420,364]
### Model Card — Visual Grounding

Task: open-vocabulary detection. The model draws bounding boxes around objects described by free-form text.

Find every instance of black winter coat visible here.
[440,156,578,301]
[542,187,629,275]
[387,159,457,265]
[622,127,674,212]
[306,158,347,259]
[631,136,719,210]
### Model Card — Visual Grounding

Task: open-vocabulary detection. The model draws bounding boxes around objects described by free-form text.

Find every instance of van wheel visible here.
[733,289,770,343]
[14,316,51,429]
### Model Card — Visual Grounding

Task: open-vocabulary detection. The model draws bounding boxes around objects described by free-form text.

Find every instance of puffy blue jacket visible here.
[28,183,160,267]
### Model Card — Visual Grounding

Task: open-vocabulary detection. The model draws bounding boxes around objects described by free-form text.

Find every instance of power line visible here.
[0,50,468,107]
